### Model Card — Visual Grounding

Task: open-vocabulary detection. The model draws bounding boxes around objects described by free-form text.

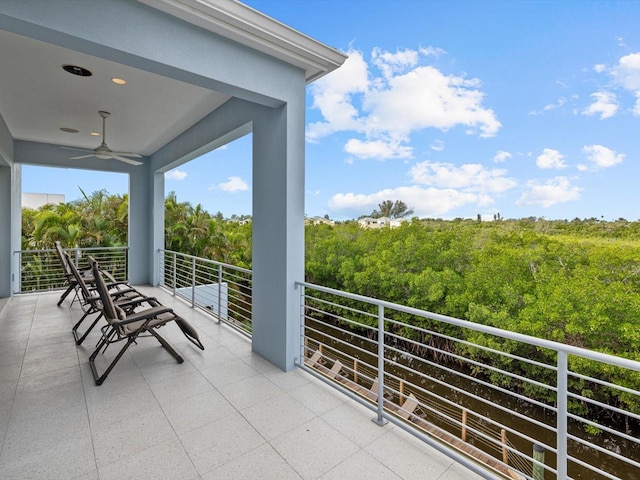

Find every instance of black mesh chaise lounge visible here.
[88,257,203,385]
[54,241,93,306]
[65,251,142,345]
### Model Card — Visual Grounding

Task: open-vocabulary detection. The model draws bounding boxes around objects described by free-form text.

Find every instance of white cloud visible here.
[420,46,447,58]
[344,138,413,160]
[494,150,512,162]
[582,91,618,119]
[429,139,445,152]
[307,50,369,142]
[536,148,567,169]
[372,47,420,79]
[593,64,607,73]
[165,169,187,180]
[409,161,516,194]
[516,177,581,208]
[612,52,640,115]
[215,176,248,192]
[529,97,566,115]
[582,144,624,169]
[307,47,501,159]
[329,185,485,218]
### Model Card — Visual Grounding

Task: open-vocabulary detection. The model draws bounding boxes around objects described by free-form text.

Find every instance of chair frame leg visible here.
[89,334,136,386]
[57,283,76,306]
[72,311,102,345]
[89,326,183,386]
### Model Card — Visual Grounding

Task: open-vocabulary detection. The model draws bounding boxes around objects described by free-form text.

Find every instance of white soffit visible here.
[138,0,348,83]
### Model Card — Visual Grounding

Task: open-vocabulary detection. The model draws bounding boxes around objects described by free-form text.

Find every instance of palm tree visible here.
[371,200,414,219]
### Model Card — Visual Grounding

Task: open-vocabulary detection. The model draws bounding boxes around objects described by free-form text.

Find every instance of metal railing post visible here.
[373,304,388,426]
[172,252,177,295]
[557,350,568,479]
[216,264,222,323]
[14,251,21,294]
[191,257,196,308]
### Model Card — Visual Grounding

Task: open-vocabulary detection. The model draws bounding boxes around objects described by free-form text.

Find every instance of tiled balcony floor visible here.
[0,287,486,480]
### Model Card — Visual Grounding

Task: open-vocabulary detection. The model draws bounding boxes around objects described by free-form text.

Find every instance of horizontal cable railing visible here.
[15,246,639,479]
[13,246,128,294]
[158,249,252,335]
[296,280,640,480]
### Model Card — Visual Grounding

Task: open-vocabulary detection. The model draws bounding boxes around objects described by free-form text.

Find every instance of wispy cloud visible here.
[429,139,445,152]
[611,52,640,115]
[536,148,567,169]
[578,144,625,171]
[344,138,413,160]
[329,185,484,218]
[165,169,188,180]
[409,161,516,194]
[529,97,566,115]
[516,177,581,208]
[307,46,500,160]
[211,176,248,193]
[493,150,512,163]
[582,91,618,119]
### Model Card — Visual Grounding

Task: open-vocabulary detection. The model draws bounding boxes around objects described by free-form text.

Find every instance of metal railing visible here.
[16,246,640,479]
[296,281,640,480]
[158,249,252,335]
[13,246,128,294]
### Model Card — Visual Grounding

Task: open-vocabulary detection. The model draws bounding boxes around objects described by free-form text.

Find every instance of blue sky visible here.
[24,1,640,221]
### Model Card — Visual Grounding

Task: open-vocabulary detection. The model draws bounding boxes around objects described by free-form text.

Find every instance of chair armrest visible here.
[113,306,173,326]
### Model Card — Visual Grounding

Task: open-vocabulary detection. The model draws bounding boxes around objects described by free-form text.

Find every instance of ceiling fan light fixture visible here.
[111,77,127,85]
[62,64,92,77]
[90,131,100,136]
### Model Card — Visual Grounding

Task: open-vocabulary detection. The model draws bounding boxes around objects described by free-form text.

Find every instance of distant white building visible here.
[22,193,65,209]
[357,216,407,229]
[358,216,390,229]
[306,216,335,226]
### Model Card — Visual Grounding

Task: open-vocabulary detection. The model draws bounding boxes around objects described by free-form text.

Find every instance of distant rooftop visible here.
[22,193,65,209]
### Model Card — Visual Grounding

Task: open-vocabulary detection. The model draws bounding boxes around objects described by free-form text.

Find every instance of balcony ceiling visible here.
[0,28,231,158]
[0,0,346,161]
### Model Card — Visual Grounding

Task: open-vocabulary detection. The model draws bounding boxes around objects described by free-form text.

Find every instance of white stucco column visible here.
[151,171,165,286]
[251,100,305,371]
[128,164,152,285]
[0,163,21,297]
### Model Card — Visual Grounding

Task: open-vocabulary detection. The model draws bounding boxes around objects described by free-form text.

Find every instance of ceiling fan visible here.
[64,111,143,166]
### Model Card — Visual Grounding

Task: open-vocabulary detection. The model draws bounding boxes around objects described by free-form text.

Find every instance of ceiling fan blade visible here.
[113,151,142,158]
[111,153,143,166]
[61,146,92,152]
[68,154,96,160]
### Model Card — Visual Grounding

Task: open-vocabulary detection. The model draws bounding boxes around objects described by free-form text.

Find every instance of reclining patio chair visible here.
[88,257,204,386]
[54,241,93,306]
[65,251,142,345]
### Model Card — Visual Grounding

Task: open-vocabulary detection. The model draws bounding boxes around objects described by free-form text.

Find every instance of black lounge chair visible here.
[54,241,93,306]
[65,251,142,345]
[88,257,203,386]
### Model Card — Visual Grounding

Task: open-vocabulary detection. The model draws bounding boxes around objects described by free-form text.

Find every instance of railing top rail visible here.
[14,246,129,255]
[159,249,252,274]
[296,280,640,372]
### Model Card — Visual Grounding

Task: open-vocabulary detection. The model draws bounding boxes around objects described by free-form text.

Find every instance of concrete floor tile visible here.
[202,443,303,480]
[270,417,359,479]
[319,449,402,480]
[98,437,199,480]
[240,393,316,441]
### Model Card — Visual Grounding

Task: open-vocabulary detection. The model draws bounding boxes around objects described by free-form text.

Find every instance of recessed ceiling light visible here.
[62,64,92,77]
[60,127,79,133]
[90,131,100,136]
[111,77,126,85]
